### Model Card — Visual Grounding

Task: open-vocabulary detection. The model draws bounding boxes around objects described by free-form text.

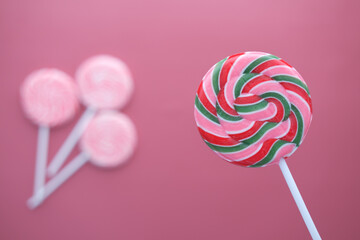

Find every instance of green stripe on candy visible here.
[195,95,220,124]
[205,141,249,153]
[243,55,279,74]
[272,75,310,95]
[234,100,268,113]
[242,122,279,145]
[234,73,259,98]
[291,104,304,146]
[212,58,227,95]
[249,140,290,167]
[260,92,291,121]
[216,102,242,122]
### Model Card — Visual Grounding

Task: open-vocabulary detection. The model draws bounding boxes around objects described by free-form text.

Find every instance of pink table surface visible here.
[0,0,359,239]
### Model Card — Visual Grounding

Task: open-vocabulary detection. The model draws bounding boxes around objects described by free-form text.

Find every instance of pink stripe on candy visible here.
[286,91,312,135]
[256,119,291,145]
[262,66,304,82]
[202,72,217,107]
[237,102,277,121]
[218,118,255,134]
[216,142,263,162]
[249,81,289,97]
[194,108,228,137]
[263,143,297,167]
[226,53,267,97]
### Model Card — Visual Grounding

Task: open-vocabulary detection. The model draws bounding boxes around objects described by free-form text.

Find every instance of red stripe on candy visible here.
[234,94,262,105]
[198,127,237,146]
[231,138,277,166]
[219,53,244,89]
[217,89,238,116]
[242,75,272,93]
[228,121,265,141]
[265,98,284,122]
[281,82,313,113]
[197,83,217,116]
[280,59,292,68]
[281,112,297,142]
[251,59,288,74]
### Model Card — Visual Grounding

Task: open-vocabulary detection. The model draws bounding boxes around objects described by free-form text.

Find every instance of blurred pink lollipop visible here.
[20,69,79,201]
[47,55,133,176]
[28,111,137,209]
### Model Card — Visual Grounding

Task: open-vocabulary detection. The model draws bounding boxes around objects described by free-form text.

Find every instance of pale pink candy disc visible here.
[76,55,133,110]
[20,69,79,127]
[80,111,137,167]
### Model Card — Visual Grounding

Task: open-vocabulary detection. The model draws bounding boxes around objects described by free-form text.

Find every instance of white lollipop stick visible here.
[47,107,96,176]
[28,151,89,209]
[33,125,49,198]
[28,111,136,209]
[29,111,137,209]
[21,69,79,209]
[279,158,321,240]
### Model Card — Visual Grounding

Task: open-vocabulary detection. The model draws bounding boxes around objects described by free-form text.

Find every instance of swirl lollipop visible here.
[20,69,79,200]
[194,52,320,239]
[28,111,137,209]
[47,55,133,176]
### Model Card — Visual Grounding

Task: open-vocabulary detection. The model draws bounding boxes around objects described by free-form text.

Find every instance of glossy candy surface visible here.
[194,52,312,167]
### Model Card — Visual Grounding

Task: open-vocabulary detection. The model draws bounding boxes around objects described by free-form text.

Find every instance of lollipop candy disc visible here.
[47,56,134,176]
[194,51,312,167]
[21,69,79,127]
[194,52,321,239]
[27,111,137,209]
[80,111,137,167]
[21,68,78,209]
[76,55,133,110]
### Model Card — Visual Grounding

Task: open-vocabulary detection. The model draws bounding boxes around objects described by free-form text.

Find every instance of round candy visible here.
[76,55,133,110]
[194,52,312,167]
[20,69,79,127]
[80,111,137,167]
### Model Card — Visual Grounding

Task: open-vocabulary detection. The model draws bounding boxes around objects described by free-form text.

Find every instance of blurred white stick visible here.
[47,107,95,176]
[279,158,321,240]
[28,151,89,209]
[33,125,49,198]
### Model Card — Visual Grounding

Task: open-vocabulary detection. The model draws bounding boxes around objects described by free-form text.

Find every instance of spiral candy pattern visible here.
[21,69,79,127]
[81,111,137,167]
[194,52,312,167]
[76,55,133,110]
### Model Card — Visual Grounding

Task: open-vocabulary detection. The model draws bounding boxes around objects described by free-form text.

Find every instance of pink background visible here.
[0,0,359,239]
